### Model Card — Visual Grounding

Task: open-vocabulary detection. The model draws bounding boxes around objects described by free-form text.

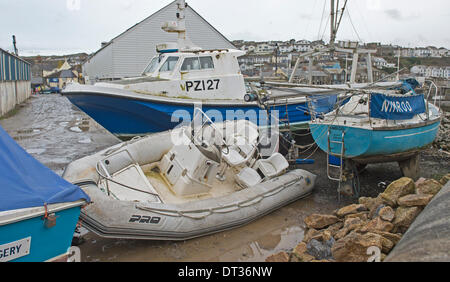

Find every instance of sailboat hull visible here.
[310,120,441,163]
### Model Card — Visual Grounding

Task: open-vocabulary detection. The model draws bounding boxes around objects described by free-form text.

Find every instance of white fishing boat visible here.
[62,0,319,137]
[62,110,316,240]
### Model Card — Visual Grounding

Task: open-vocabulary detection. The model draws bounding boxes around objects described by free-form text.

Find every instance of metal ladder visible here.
[327,129,345,183]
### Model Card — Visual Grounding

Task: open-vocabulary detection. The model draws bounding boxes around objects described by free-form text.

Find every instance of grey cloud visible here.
[384,9,403,20]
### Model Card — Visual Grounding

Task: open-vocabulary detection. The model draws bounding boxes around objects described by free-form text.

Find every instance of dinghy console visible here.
[159,109,261,196]
[91,109,292,202]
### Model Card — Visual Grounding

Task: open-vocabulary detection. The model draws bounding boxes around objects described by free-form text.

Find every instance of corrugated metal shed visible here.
[83,0,236,81]
[0,48,31,82]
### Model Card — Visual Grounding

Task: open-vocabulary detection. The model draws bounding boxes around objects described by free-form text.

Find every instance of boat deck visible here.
[98,162,243,205]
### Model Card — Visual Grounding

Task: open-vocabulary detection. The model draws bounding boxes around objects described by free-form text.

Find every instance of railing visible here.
[95,148,162,203]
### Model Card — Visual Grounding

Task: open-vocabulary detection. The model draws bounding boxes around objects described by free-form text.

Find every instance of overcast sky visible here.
[1,0,449,56]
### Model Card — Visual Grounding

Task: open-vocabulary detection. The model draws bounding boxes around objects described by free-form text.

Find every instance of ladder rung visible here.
[328,165,342,169]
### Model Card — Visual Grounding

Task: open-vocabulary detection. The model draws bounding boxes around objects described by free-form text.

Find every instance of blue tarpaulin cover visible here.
[0,125,90,212]
[370,93,426,120]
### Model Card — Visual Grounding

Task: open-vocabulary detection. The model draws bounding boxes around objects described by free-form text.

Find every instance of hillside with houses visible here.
[232,39,450,85]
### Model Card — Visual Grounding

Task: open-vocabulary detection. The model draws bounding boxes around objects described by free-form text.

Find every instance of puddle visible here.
[78,137,92,144]
[70,126,83,133]
[17,128,42,134]
[26,148,46,155]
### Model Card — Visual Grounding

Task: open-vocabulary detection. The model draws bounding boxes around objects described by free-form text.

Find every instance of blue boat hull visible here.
[0,206,81,262]
[310,121,441,162]
[64,93,319,136]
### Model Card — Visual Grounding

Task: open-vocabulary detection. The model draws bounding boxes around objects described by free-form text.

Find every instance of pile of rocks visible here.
[266,173,450,262]
[433,111,450,151]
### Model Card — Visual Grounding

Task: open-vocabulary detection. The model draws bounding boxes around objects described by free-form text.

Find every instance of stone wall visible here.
[0,81,31,117]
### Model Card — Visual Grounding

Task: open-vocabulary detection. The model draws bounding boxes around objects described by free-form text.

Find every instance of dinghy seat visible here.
[235,167,262,189]
[253,153,289,179]
[222,136,257,167]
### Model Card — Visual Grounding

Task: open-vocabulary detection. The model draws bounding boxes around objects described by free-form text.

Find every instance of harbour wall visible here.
[0,81,31,117]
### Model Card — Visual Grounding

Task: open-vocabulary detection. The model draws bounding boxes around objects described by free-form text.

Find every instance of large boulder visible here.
[336,204,368,218]
[302,228,321,243]
[378,206,395,222]
[292,242,308,259]
[380,177,416,206]
[307,238,334,260]
[304,214,339,229]
[397,194,434,207]
[331,232,384,262]
[416,179,443,196]
[324,222,344,237]
[359,196,385,219]
[265,251,290,262]
[440,173,450,185]
[359,217,394,233]
[345,212,369,221]
[371,231,402,245]
[392,206,422,233]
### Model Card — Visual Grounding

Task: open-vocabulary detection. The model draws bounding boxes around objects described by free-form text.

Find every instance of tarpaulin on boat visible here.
[310,95,338,114]
[0,125,90,212]
[370,93,426,120]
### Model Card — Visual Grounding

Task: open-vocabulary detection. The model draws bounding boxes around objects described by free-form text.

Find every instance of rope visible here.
[346,7,362,42]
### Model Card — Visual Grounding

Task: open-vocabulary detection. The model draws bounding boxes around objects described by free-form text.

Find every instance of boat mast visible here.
[289,0,348,84]
[330,0,336,48]
[161,0,196,51]
[176,0,187,44]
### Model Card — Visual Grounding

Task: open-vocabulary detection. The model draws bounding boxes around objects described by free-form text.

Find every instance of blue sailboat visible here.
[308,79,442,195]
[0,125,90,262]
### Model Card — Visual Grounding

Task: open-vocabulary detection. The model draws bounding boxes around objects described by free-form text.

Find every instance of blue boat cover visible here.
[370,93,426,120]
[310,95,338,114]
[0,125,90,212]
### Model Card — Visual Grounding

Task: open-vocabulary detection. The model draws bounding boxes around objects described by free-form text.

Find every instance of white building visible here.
[255,43,275,54]
[373,57,388,69]
[82,1,235,81]
[414,48,432,58]
[294,40,311,52]
[279,44,294,53]
[411,65,450,79]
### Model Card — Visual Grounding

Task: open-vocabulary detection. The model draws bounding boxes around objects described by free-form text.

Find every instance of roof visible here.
[45,69,76,79]
[85,0,235,64]
[0,48,31,65]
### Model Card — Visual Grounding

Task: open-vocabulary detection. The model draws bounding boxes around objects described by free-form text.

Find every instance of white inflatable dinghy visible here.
[63,110,316,240]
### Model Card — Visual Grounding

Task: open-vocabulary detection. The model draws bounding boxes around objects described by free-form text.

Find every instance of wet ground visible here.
[1,94,449,262]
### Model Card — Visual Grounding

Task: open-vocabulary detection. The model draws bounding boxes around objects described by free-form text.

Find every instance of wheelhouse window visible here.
[143,57,160,74]
[199,57,214,69]
[181,57,200,71]
[181,56,214,71]
[159,56,179,72]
